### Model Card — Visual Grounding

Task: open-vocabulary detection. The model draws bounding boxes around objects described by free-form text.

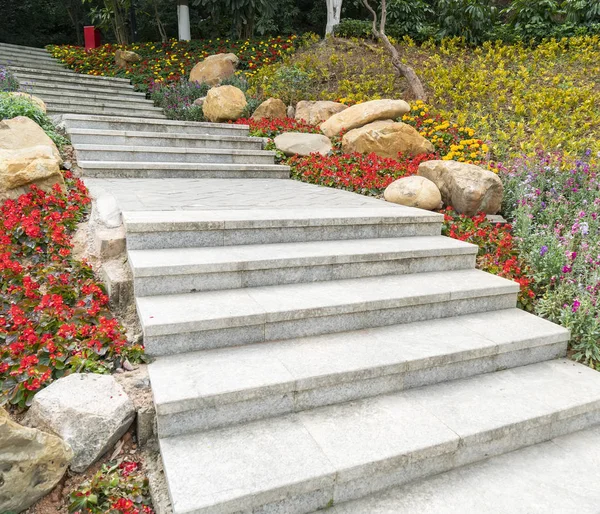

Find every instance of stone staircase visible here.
[0,43,165,118]
[4,42,600,513]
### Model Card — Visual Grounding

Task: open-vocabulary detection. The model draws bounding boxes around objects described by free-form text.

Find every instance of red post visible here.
[84,26,102,51]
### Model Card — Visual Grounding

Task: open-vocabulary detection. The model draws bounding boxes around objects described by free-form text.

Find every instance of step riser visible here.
[0,48,52,58]
[48,107,165,118]
[160,396,600,514]
[157,340,567,438]
[79,168,289,179]
[64,119,247,136]
[75,149,274,164]
[143,292,516,356]
[48,101,161,112]
[70,134,263,150]
[0,52,56,63]
[13,72,132,88]
[2,59,66,71]
[32,92,151,104]
[22,85,145,97]
[134,253,476,297]
[126,221,442,251]
[10,65,131,81]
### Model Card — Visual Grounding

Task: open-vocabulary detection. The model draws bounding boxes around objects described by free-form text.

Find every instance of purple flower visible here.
[540,245,548,256]
[572,299,581,313]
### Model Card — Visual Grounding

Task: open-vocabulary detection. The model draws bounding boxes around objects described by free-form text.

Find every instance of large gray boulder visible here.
[417,160,503,215]
[24,374,135,472]
[1,407,72,512]
[274,132,332,157]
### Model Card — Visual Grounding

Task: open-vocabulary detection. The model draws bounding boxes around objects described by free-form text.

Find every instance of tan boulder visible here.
[0,146,65,201]
[115,49,141,68]
[295,100,348,126]
[202,85,247,122]
[274,132,332,156]
[418,160,503,215]
[252,98,287,120]
[342,120,435,159]
[320,99,411,137]
[0,407,73,513]
[190,53,239,86]
[384,176,442,210]
[0,115,61,163]
[8,92,47,112]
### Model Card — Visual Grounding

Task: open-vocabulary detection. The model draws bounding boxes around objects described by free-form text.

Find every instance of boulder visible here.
[417,160,504,215]
[274,132,332,157]
[115,49,141,68]
[384,176,442,210]
[0,115,61,162]
[252,98,287,120]
[8,92,47,112]
[0,407,72,513]
[189,53,239,86]
[0,146,65,202]
[295,100,348,126]
[24,374,135,473]
[320,99,411,138]
[202,85,247,123]
[342,120,435,159]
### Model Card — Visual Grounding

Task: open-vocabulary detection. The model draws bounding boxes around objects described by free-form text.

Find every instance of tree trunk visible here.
[325,0,343,35]
[153,0,168,42]
[361,0,426,101]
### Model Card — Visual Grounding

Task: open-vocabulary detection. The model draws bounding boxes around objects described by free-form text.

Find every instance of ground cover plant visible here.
[0,174,145,409]
[0,65,19,92]
[48,35,300,92]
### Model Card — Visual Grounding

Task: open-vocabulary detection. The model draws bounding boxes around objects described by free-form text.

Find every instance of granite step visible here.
[20,83,146,97]
[69,129,264,150]
[48,106,165,118]
[0,43,51,56]
[129,236,477,296]
[1,57,66,72]
[29,90,150,105]
[122,206,443,250]
[150,309,569,437]
[76,161,289,179]
[0,50,57,63]
[137,268,518,356]
[62,114,250,136]
[12,66,132,85]
[158,359,600,514]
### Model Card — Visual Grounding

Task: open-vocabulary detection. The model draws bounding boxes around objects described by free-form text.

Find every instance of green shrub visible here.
[436,0,498,44]
[149,79,210,121]
[0,93,68,147]
[253,65,311,106]
[0,66,19,92]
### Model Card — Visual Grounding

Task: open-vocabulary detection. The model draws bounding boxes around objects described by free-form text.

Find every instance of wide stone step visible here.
[77,161,289,179]
[129,236,477,296]
[22,83,146,97]
[69,129,264,150]
[0,50,57,63]
[0,43,51,56]
[328,424,600,513]
[1,57,66,72]
[46,98,161,113]
[122,206,443,251]
[150,309,569,437]
[158,360,600,514]
[47,106,165,118]
[137,269,518,356]
[29,90,150,105]
[75,144,275,164]
[62,114,250,136]
[12,66,132,85]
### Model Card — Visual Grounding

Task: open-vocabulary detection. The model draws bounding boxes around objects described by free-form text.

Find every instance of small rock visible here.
[342,120,435,159]
[320,99,411,138]
[193,96,206,107]
[190,53,239,86]
[202,85,248,123]
[115,49,141,68]
[0,407,72,513]
[122,359,135,371]
[274,132,332,157]
[417,160,504,215]
[287,104,295,118]
[63,160,72,170]
[384,176,442,210]
[24,374,135,472]
[115,367,125,373]
[295,100,348,125]
[252,98,287,121]
[93,194,122,228]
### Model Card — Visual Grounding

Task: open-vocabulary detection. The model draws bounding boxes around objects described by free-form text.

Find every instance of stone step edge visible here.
[29,91,151,103]
[21,84,145,96]
[157,359,600,514]
[149,308,568,423]
[78,161,290,171]
[46,100,161,110]
[10,65,131,82]
[61,113,249,130]
[75,145,276,157]
[129,236,477,278]
[68,128,265,144]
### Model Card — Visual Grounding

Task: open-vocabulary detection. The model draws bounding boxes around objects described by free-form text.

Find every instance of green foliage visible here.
[0,67,19,93]
[564,0,600,23]
[385,0,435,38]
[255,65,312,106]
[149,79,209,121]
[334,19,373,38]
[436,0,498,44]
[0,93,68,147]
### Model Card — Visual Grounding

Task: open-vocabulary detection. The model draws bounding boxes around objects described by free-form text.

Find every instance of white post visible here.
[177,0,191,41]
[325,0,343,36]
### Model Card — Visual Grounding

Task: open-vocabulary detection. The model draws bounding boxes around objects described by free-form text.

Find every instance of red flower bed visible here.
[234,117,320,138]
[1,173,144,408]
[441,207,535,309]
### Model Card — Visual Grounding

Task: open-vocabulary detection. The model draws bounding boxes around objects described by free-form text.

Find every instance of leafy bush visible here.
[252,65,312,106]
[436,0,498,44]
[149,79,209,121]
[0,93,68,147]
[0,66,19,92]
[334,19,373,39]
